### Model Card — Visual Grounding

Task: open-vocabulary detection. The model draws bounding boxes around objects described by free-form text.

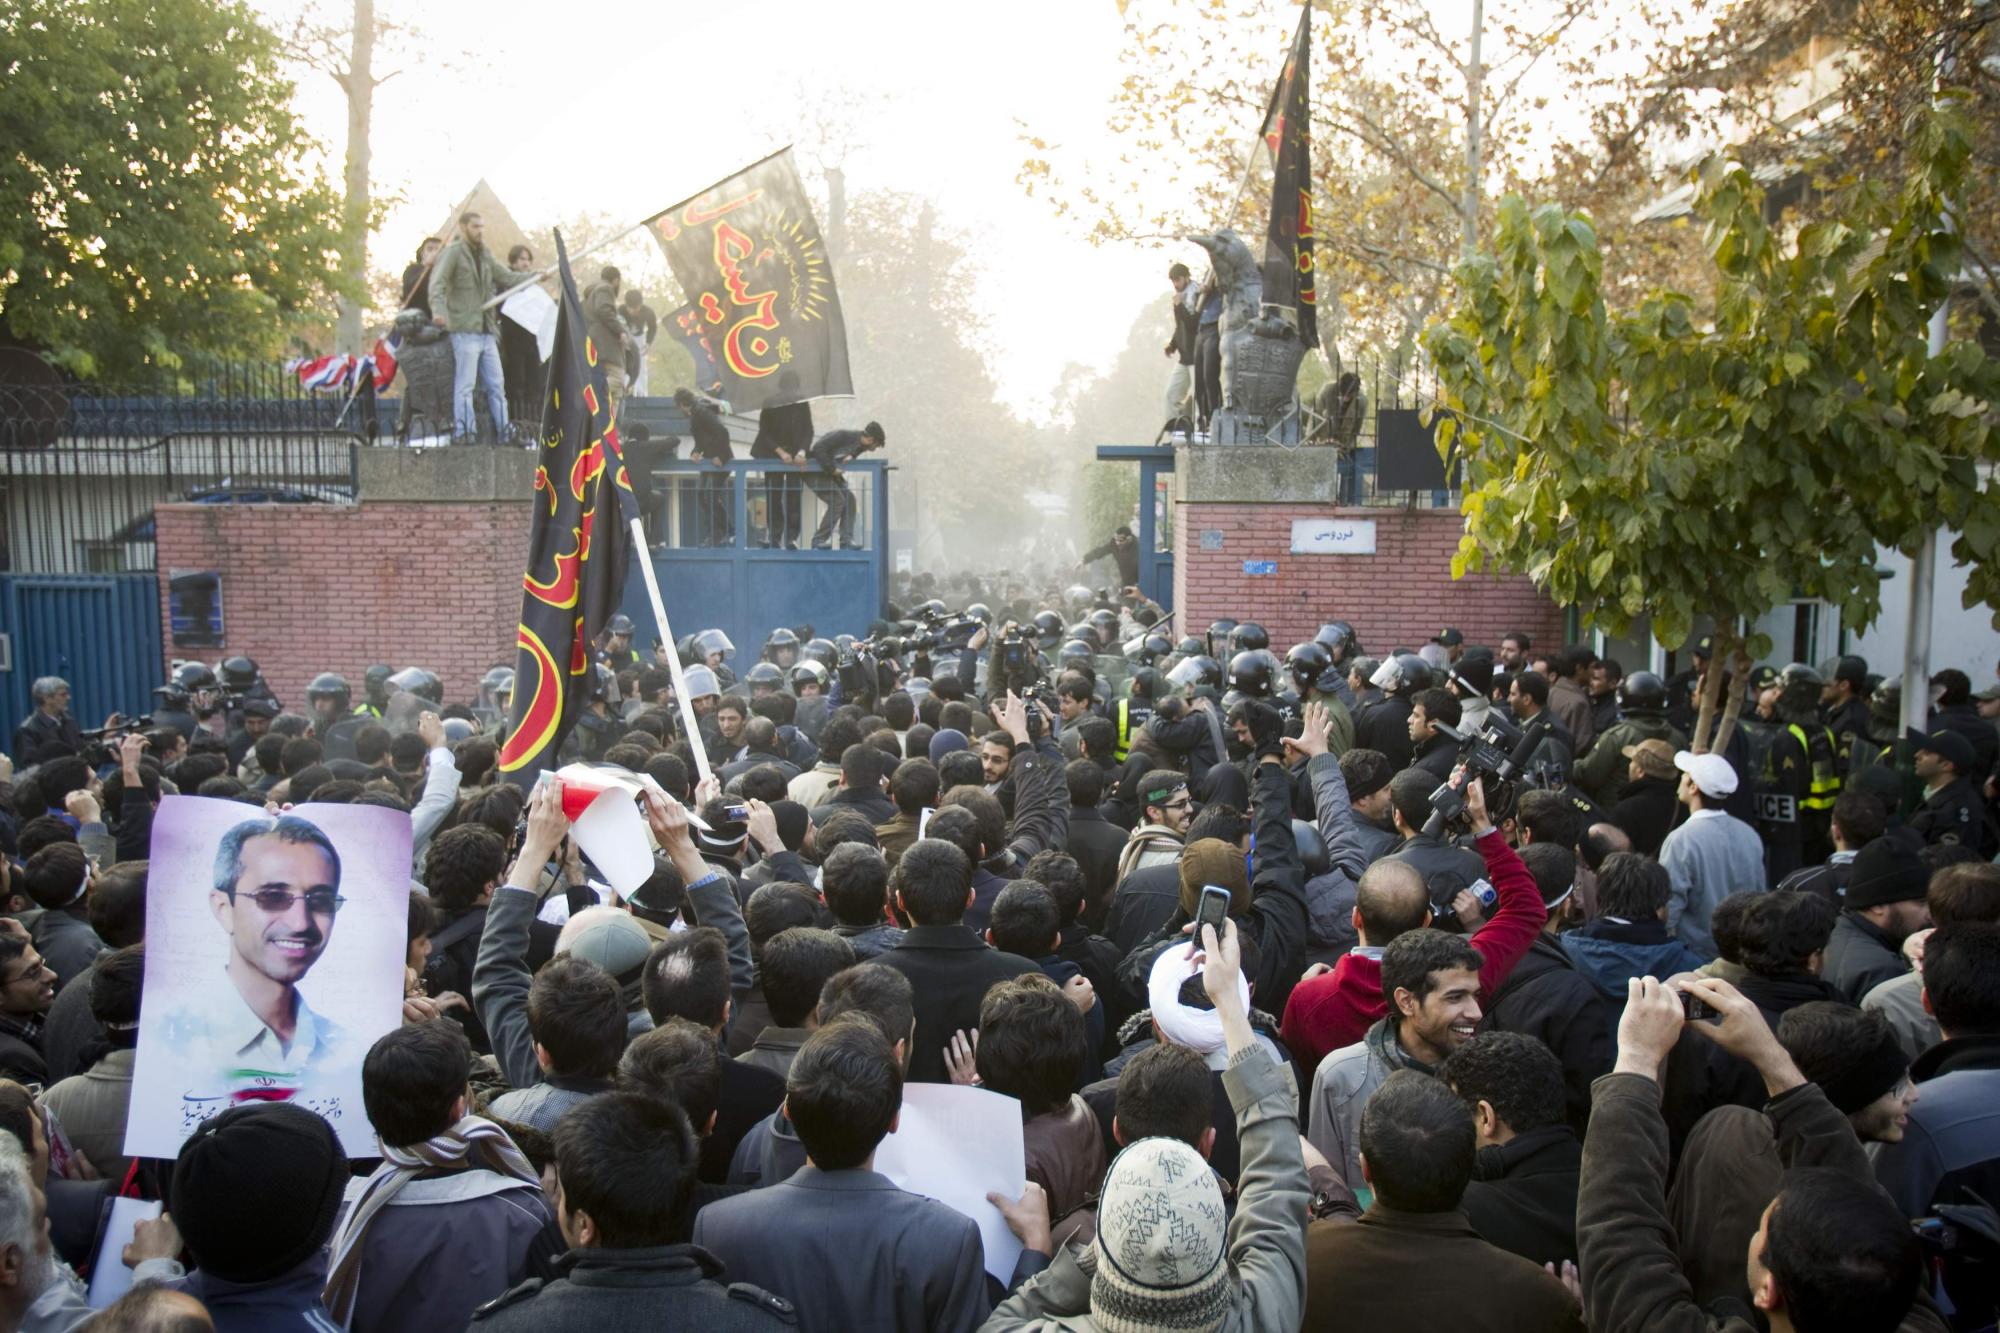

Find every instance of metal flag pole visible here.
[627,518,712,785]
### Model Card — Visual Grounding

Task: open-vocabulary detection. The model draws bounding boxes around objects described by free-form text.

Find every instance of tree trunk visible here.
[1690,626,1734,754]
[1712,646,1752,756]
[333,0,374,355]
[1462,0,1484,259]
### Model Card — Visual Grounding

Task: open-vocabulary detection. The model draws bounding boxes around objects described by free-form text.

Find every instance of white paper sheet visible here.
[872,1083,1026,1283]
[87,1198,163,1307]
[499,282,559,362]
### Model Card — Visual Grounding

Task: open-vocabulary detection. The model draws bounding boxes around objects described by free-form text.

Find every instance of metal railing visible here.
[0,376,363,574]
[632,459,880,552]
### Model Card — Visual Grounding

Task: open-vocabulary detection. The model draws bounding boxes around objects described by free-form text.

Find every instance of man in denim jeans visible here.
[430,211,512,443]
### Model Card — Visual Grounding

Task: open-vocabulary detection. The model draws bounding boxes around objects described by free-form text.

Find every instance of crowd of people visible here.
[0,580,1997,1332]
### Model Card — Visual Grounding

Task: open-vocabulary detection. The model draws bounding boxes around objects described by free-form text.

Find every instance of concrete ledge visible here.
[1175,445,1344,504]
[358,445,538,502]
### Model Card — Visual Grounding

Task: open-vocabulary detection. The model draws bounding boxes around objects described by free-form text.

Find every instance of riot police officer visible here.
[1285,641,1354,755]
[1573,671,1687,805]
[1749,664,1842,881]
[1818,655,1872,776]
[763,628,802,670]
[1355,653,1429,771]
[355,664,394,719]
[598,614,641,671]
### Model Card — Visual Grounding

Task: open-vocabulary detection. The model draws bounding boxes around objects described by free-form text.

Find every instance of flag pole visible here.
[627,517,713,785]
[479,144,797,313]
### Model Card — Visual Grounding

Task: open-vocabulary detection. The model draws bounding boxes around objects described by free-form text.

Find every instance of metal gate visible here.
[0,574,163,739]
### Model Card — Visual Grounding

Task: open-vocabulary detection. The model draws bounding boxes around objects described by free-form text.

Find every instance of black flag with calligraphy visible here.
[1250,8,1317,348]
[643,149,853,411]
[496,230,641,788]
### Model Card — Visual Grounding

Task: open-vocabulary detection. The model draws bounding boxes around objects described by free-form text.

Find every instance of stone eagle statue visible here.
[1187,228,1308,441]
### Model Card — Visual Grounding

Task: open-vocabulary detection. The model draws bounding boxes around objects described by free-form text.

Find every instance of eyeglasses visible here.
[235,888,345,916]
[1160,797,1194,813]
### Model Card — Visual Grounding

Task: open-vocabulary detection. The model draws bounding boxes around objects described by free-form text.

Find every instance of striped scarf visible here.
[322,1114,538,1324]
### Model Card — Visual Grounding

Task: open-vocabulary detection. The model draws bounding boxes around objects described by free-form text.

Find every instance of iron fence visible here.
[0,373,363,575]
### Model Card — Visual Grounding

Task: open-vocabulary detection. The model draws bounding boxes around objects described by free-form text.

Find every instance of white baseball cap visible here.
[1673,750,1738,798]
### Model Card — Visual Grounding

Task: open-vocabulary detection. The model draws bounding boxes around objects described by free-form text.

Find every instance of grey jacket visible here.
[1300,752,1367,952]
[1862,970,1938,1061]
[693,1164,993,1333]
[1823,911,1908,1004]
[981,1044,1308,1333]
[1306,1016,1428,1193]
[334,1167,560,1333]
[1659,810,1768,958]
[472,1245,795,1331]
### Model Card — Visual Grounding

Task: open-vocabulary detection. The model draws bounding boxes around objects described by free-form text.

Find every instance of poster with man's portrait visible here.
[125,797,410,1160]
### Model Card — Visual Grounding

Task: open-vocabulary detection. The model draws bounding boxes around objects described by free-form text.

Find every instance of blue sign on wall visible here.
[1243,560,1277,576]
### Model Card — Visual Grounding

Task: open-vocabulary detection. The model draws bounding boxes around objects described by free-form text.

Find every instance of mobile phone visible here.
[1680,989,1720,1023]
[722,802,750,823]
[1195,885,1232,942]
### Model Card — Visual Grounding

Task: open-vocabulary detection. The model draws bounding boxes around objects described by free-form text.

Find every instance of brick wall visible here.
[1172,502,1565,653]
[155,501,531,708]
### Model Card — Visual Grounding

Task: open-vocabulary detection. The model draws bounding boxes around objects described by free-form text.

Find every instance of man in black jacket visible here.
[1077,526,1140,587]
[1477,842,1611,1132]
[1604,738,1680,859]
[874,838,1041,1083]
[1442,1031,1583,1268]
[805,421,884,550]
[675,388,734,547]
[750,381,812,549]
[1380,770,1487,907]
[472,1092,794,1332]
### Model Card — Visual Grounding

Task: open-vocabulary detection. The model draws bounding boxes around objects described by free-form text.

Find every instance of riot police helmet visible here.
[1229,650,1275,698]
[764,628,802,667]
[219,656,260,692]
[802,638,839,671]
[306,672,351,713]
[388,667,443,704]
[1618,671,1668,713]
[744,662,785,693]
[607,614,636,638]
[1285,642,1332,695]
[1167,655,1224,692]
[1228,622,1271,655]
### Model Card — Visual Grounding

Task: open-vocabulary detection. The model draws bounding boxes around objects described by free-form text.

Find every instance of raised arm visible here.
[646,787,754,993]
[994,693,1068,862]
[475,778,567,1092]
[1462,773,1548,993]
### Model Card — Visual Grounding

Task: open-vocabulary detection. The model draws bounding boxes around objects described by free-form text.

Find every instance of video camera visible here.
[1420,714,1535,839]
[81,714,154,767]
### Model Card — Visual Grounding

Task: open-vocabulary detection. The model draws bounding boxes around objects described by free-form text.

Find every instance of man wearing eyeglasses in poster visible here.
[162,815,350,1078]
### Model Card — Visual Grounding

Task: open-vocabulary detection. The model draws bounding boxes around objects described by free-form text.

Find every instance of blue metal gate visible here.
[0,574,164,739]
[618,459,892,660]
[1093,446,1175,612]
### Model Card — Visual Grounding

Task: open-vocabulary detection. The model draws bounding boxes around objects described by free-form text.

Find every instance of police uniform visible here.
[1823,695,1873,777]
[1909,776,1989,854]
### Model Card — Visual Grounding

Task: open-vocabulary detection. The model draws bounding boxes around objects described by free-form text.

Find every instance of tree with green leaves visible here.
[1425,103,2000,750]
[0,0,343,380]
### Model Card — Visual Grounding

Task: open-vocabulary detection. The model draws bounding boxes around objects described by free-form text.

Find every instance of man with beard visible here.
[1307,927,1488,1196]
[429,211,513,443]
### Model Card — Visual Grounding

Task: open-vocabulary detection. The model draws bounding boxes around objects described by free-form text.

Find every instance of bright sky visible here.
[266,0,1194,422]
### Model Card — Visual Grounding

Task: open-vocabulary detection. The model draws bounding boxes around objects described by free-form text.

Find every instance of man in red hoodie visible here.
[1280,771,1546,1079]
